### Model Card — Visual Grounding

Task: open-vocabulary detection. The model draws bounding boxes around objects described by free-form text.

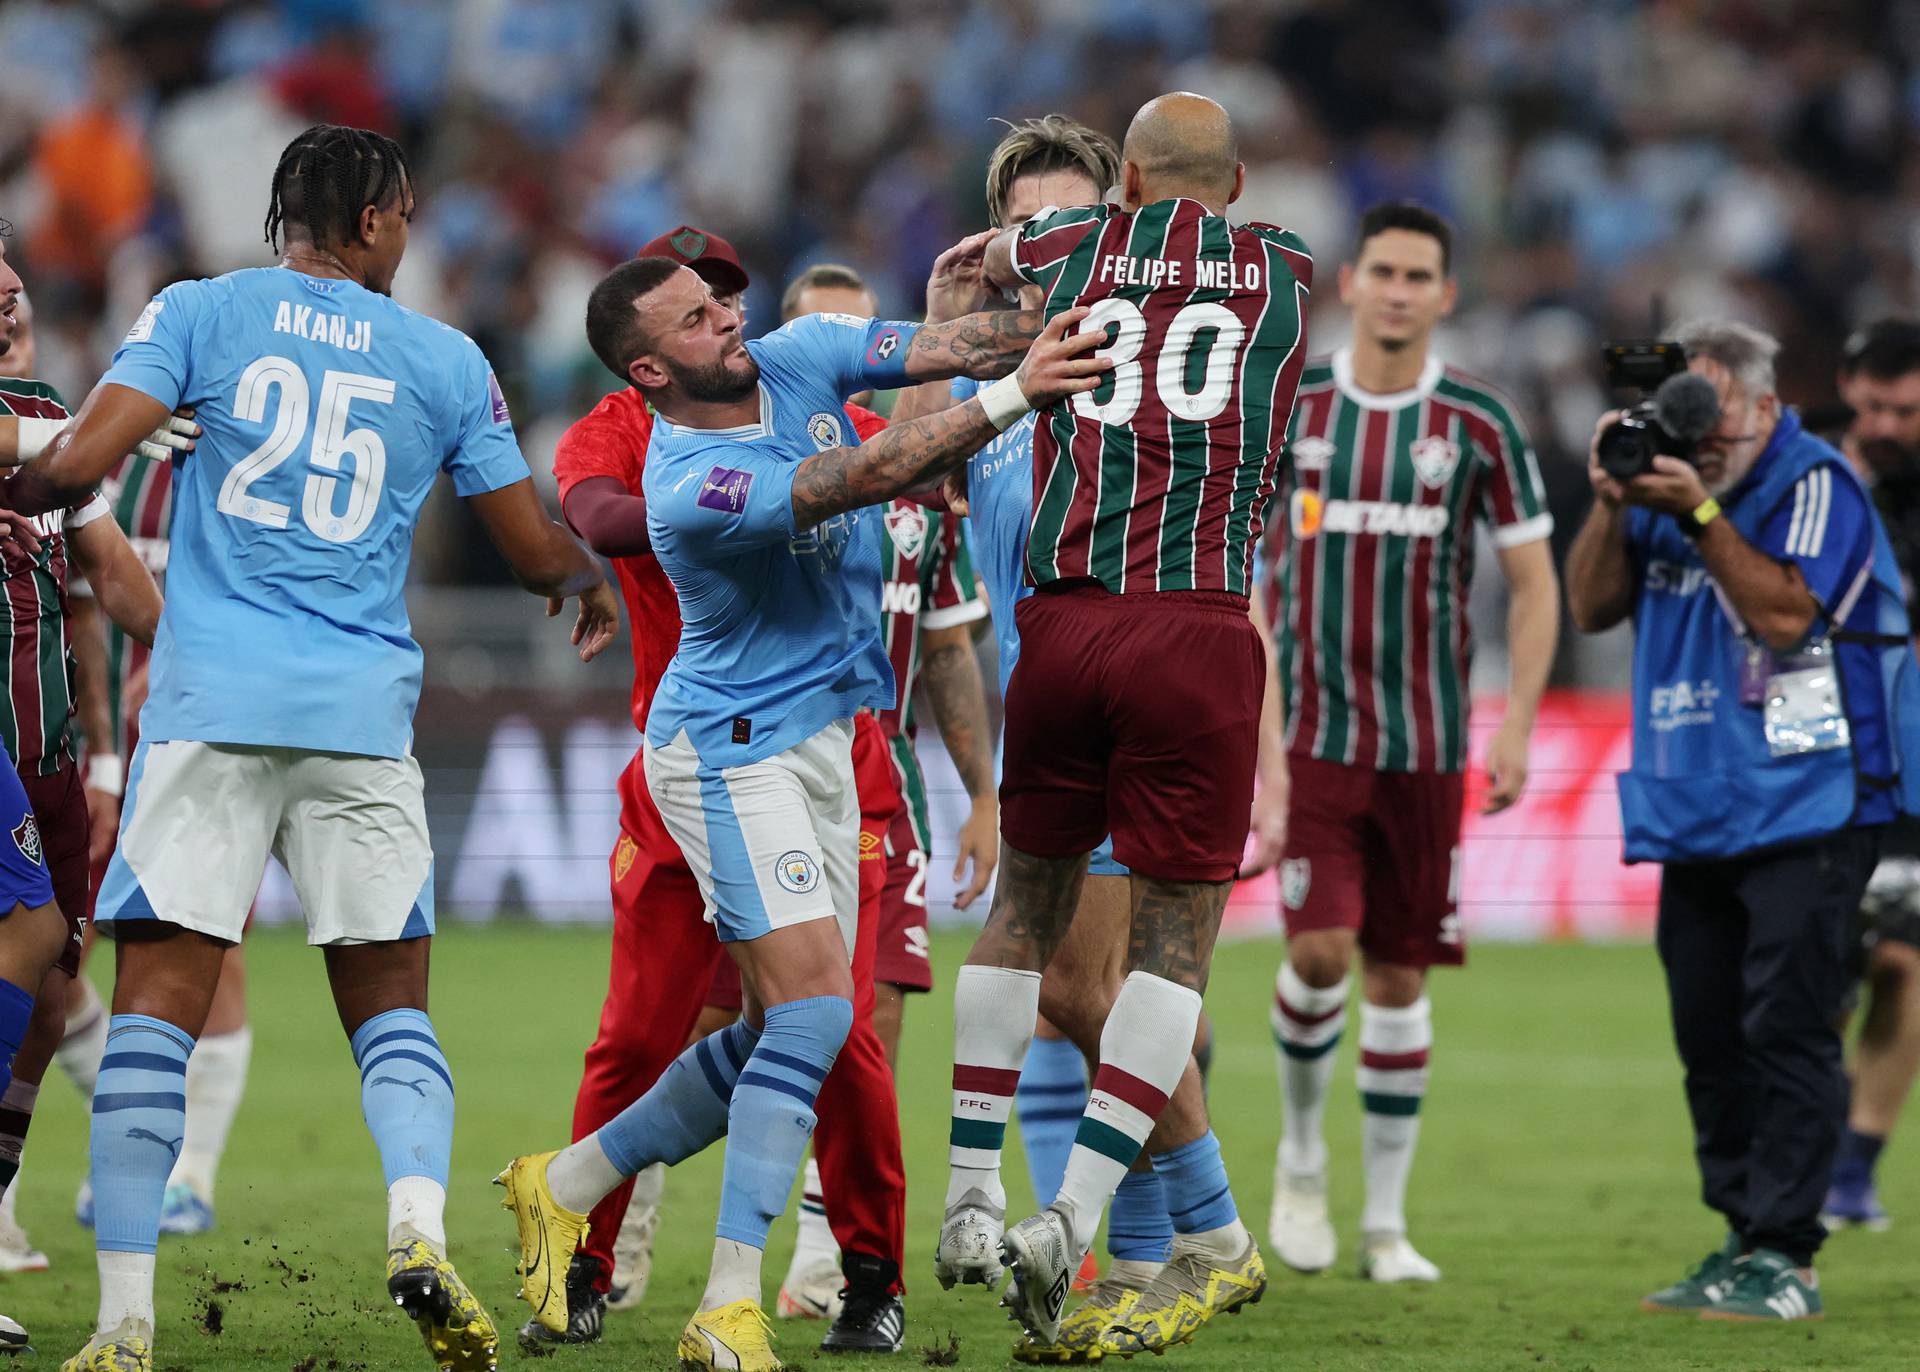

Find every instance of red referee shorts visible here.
[1280,754,1466,968]
[1001,583,1264,883]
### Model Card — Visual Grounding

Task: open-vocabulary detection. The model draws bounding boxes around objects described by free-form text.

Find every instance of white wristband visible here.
[976,373,1033,433]
[87,753,124,797]
[14,417,64,463]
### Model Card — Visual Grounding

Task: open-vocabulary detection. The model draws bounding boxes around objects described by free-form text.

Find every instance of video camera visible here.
[1594,341,1722,482]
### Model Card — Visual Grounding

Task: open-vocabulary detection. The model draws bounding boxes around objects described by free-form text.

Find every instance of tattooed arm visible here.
[900,308,1045,384]
[791,306,1106,530]
[920,621,998,908]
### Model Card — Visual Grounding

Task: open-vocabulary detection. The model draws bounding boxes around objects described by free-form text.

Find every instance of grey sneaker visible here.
[935,1188,1006,1289]
[999,1207,1077,1344]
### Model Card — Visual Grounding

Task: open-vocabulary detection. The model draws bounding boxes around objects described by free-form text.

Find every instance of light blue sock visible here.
[1108,1167,1174,1261]
[92,1014,193,1254]
[0,977,32,1101]
[1017,1035,1086,1208]
[715,996,851,1247]
[1152,1130,1239,1236]
[600,1018,760,1175]
[350,1009,453,1187]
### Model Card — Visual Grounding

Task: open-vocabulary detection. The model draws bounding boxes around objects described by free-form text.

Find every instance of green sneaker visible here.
[1699,1248,1822,1322]
[1641,1234,1743,1314]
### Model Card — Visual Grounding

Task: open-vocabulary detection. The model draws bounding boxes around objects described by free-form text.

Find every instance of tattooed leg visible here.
[1125,876,1232,994]
[963,842,1090,973]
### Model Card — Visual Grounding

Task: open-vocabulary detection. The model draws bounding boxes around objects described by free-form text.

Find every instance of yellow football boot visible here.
[1098,1235,1266,1358]
[494,1151,591,1333]
[60,1327,151,1372]
[386,1238,500,1371]
[679,1299,782,1371]
[1012,1276,1148,1364]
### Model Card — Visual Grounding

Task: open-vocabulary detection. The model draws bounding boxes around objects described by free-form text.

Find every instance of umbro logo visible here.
[1291,436,1335,471]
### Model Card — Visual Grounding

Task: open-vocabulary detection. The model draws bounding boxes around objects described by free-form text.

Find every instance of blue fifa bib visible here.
[1621,416,1920,862]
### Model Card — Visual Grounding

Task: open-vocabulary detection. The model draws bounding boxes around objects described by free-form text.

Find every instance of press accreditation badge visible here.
[1762,638,1851,758]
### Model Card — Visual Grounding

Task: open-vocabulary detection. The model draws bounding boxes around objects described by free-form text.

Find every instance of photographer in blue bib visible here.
[1567,319,1920,1324]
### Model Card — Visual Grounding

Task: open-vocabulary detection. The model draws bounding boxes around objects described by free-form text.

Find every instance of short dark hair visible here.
[264,124,412,253]
[1842,318,1920,382]
[781,263,871,322]
[585,256,685,384]
[1355,200,1453,275]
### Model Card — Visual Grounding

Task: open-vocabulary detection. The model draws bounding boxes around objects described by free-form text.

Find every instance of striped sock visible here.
[715,996,851,1248]
[786,1156,838,1271]
[351,1010,454,1252]
[92,1015,193,1259]
[1271,963,1348,1177]
[1106,1167,1172,1263]
[1016,1035,1087,1208]
[1052,972,1201,1255]
[948,966,1041,1210]
[0,1077,37,1195]
[1358,998,1431,1237]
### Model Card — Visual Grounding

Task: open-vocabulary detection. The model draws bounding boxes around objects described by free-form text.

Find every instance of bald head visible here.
[1121,92,1241,212]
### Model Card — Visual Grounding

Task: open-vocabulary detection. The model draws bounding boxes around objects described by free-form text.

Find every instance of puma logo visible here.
[126,1127,182,1160]
[371,1075,432,1098]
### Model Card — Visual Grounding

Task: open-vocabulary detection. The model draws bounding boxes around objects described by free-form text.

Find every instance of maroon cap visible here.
[636,225,750,296]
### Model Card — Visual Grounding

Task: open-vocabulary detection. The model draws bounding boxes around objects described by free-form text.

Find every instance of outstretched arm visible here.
[1,384,169,515]
[793,307,1105,529]
[68,515,163,649]
[900,306,1046,384]
[562,477,651,558]
[465,478,621,662]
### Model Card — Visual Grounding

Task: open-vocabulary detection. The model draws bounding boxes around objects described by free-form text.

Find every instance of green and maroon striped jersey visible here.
[96,452,172,756]
[1269,350,1551,773]
[0,378,114,774]
[1011,198,1312,597]
[877,500,985,847]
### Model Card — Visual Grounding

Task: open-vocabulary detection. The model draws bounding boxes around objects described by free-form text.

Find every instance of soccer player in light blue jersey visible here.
[0,125,621,1372]
[496,250,1107,1371]
[892,114,1287,1361]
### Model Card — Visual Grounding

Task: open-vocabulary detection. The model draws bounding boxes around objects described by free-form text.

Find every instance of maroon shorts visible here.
[23,763,90,977]
[875,803,932,992]
[1001,584,1263,883]
[1280,754,1465,968]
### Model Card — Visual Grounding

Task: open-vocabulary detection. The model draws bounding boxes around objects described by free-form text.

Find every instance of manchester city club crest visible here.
[807,411,843,452]
[1410,435,1461,488]
[1290,435,1335,471]
[774,850,820,895]
[1280,856,1311,910]
[883,504,929,560]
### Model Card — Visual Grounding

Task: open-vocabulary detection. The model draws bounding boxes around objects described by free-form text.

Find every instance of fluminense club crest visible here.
[1410,435,1461,488]
[670,228,708,259]
[883,504,929,561]
[11,813,41,867]
[1280,856,1311,911]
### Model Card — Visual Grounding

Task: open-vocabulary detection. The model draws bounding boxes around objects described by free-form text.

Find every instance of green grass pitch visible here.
[3,927,1917,1369]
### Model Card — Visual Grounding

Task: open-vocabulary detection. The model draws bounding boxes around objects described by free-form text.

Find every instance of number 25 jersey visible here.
[100,267,531,759]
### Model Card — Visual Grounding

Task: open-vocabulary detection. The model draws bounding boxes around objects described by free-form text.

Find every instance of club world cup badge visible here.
[1291,435,1335,472]
[883,503,929,560]
[1280,856,1311,911]
[807,411,843,452]
[11,813,41,867]
[1410,435,1461,489]
[775,850,820,895]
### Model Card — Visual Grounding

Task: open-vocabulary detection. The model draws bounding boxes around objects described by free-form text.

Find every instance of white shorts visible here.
[95,740,435,946]
[644,720,860,952]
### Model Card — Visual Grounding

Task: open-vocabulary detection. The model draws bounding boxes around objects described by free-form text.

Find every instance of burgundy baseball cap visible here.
[637,225,750,296]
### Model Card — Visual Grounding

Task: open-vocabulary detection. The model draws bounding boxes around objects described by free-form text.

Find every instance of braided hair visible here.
[264,124,412,254]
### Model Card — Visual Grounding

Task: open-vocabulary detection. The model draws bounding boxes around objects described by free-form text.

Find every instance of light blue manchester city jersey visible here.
[643,312,920,768]
[101,268,530,759]
[951,375,1040,697]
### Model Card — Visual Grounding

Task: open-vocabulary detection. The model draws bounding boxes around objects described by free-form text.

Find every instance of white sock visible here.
[948,966,1042,1211]
[57,979,108,1099]
[1358,998,1431,1237]
[1107,1257,1163,1289]
[169,1025,252,1199]
[96,1249,156,1338]
[1053,972,1202,1255]
[700,1236,763,1312]
[387,1176,447,1255]
[546,1134,625,1215]
[1270,963,1349,1177]
[784,1156,837,1275]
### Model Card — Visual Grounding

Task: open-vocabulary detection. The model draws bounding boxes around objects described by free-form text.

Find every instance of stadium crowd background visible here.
[1,0,1915,921]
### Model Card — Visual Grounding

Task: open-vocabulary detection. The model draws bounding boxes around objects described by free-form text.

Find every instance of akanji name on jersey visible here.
[1010,197,1312,597]
[1271,350,1552,774]
[0,379,85,773]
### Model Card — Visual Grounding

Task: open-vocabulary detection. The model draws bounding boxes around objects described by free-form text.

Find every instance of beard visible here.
[1857,435,1920,481]
[671,350,760,403]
